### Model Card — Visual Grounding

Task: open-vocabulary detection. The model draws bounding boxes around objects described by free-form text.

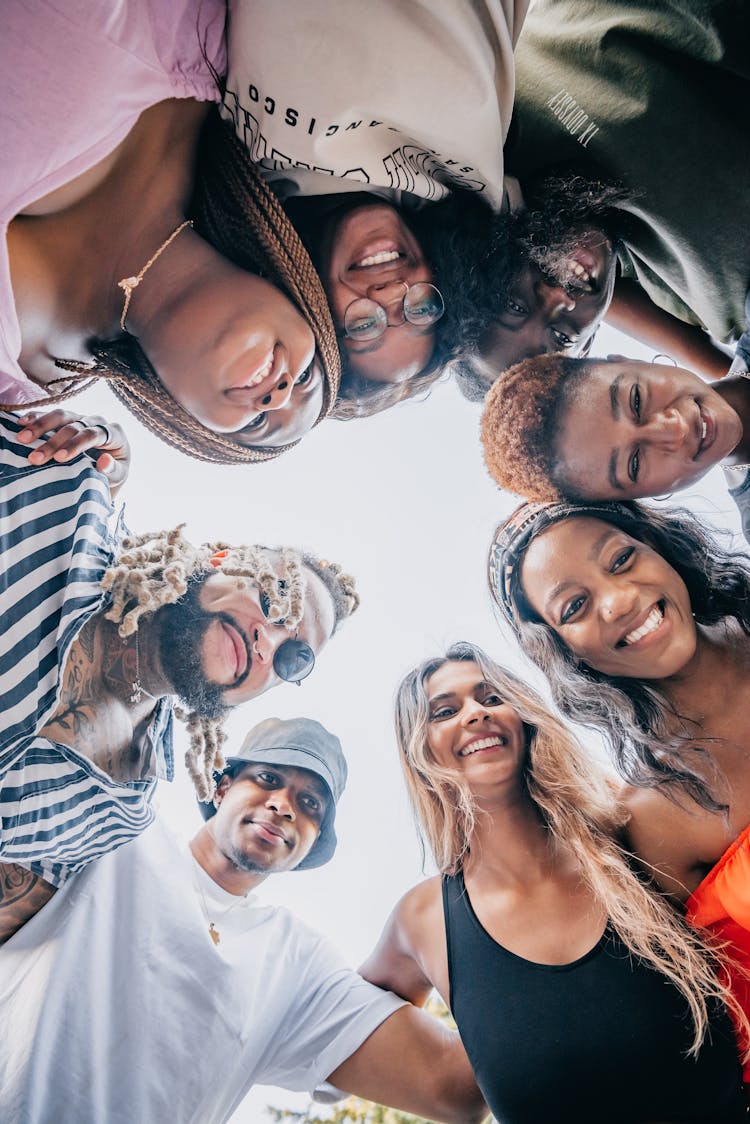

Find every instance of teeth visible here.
[624,605,664,646]
[356,250,401,267]
[243,354,274,388]
[701,420,707,441]
[459,736,507,757]
[567,258,590,282]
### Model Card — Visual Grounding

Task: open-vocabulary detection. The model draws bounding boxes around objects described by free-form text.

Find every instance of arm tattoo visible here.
[0,864,56,943]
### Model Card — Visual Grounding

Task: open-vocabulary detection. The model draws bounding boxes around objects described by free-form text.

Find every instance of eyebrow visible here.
[607,373,626,491]
[543,529,621,615]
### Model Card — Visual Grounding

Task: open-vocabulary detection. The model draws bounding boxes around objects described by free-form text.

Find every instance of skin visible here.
[362,660,606,1009]
[38,563,335,779]
[16,408,131,496]
[8,99,324,449]
[322,203,437,385]
[475,228,617,377]
[191,762,330,891]
[518,520,750,934]
[520,517,698,681]
[555,358,747,500]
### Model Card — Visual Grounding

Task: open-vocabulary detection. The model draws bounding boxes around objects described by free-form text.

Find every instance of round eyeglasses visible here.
[273,638,316,685]
[343,283,445,342]
[260,590,315,686]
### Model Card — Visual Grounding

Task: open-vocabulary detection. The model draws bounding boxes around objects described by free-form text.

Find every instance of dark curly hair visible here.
[498,500,750,812]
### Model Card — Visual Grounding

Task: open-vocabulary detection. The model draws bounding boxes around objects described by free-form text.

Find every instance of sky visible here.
[73,323,743,1122]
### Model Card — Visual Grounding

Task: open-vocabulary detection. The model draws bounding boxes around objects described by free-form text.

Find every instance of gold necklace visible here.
[117,219,193,331]
[191,858,248,947]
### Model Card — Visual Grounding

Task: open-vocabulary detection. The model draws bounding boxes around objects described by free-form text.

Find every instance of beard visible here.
[156,577,229,720]
[513,172,630,289]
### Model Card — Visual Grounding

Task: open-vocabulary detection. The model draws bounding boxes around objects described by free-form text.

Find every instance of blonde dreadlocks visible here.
[101,526,358,801]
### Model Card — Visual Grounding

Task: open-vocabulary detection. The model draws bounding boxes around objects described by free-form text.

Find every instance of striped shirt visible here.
[0,417,173,886]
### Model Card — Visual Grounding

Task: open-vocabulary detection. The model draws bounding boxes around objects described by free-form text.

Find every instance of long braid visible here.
[9,110,339,463]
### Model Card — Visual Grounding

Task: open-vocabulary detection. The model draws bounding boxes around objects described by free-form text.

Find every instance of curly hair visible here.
[102,526,359,799]
[491,502,750,811]
[16,109,340,465]
[481,353,595,499]
[396,641,748,1057]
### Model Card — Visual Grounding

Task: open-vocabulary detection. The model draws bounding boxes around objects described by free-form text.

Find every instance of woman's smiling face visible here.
[520,516,698,680]
[555,359,742,500]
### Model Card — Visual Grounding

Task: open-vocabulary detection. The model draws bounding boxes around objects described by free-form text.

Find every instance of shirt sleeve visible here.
[257,929,406,1092]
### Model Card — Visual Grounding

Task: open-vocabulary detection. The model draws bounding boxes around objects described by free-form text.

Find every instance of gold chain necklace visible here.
[191,858,248,947]
[117,219,193,331]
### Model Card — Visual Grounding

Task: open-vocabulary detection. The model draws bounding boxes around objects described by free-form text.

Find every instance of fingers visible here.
[15,411,131,495]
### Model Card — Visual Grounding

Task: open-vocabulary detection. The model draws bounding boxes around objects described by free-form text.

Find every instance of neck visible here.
[189,826,268,895]
[98,614,172,704]
[716,375,750,463]
[464,786,553,887]
[661,619,750,724]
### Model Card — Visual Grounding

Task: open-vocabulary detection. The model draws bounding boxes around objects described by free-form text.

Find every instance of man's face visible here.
[322,203,437,385]
[157,563,336,716]
[210,762,329,873]
[477,227,617,376]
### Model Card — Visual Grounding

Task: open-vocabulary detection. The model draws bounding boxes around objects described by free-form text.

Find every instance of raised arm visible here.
[0,863,56,944]
[327,1004,488,1124]
[607,279,732,381]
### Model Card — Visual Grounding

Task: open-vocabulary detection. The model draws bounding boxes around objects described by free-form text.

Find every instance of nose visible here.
[536,278,576,318]
[366,280,408,326]
[266,788,294,820]
[599,580,638,624]
[257,370,294,412]
[643,408,689,452]
[460,698,495,727]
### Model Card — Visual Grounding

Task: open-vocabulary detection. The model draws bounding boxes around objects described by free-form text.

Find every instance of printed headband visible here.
[488,499,641,627]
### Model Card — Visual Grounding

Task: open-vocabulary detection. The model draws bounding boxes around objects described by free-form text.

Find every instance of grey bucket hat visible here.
[198,716,347,870]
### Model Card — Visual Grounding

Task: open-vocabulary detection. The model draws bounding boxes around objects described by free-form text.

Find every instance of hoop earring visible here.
[651,353,677,366]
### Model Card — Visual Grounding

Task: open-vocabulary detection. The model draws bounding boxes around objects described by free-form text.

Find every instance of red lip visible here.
[220,620,248,681]
[251,820,290,846]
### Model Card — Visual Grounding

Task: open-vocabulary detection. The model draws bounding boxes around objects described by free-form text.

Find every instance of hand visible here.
[15,409,131,496]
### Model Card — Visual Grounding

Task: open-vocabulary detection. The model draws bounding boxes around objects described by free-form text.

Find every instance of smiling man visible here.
[0,717,487,1124]
[0,413,357,939]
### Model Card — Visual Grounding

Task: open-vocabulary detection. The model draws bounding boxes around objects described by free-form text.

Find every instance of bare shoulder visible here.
[619,782,718,901]
[361,877,446,1006]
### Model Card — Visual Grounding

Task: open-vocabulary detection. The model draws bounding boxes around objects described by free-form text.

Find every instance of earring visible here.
[651,353,677,366]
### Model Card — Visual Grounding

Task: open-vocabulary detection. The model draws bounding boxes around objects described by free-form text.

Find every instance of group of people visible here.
[3,0,750,1122]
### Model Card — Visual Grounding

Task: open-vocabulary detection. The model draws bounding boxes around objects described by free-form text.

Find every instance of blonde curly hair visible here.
[101,526,358,800]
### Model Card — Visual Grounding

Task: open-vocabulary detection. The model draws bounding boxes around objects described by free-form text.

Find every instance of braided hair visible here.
[13,109,340,464]
[102,526,358,799]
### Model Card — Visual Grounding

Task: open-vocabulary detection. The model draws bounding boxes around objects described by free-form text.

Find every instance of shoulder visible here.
[388,878,444,953]
[619,783,716,900]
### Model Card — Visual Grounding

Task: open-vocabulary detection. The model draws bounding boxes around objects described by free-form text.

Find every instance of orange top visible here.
[687,821,750,1080]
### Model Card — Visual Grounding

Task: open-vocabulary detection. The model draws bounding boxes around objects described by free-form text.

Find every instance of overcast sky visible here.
[72,322,743,1121]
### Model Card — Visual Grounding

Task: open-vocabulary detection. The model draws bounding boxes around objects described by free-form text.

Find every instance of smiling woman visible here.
[481,354,750,518]
[3,0,340,465]
[359,642,749,1124]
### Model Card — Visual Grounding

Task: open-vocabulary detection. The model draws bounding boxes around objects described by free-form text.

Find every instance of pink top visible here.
[0,0,226,404]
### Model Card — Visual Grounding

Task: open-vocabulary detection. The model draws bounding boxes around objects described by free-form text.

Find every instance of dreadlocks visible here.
[101,526,359,800]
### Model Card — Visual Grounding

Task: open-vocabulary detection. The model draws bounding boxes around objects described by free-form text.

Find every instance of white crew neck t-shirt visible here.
[0,818,404,1124]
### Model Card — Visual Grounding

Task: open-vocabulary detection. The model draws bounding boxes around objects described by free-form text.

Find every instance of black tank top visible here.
[442,872,747,1123]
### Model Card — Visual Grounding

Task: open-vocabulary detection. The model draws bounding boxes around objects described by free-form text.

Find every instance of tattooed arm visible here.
[0,863,56,943]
